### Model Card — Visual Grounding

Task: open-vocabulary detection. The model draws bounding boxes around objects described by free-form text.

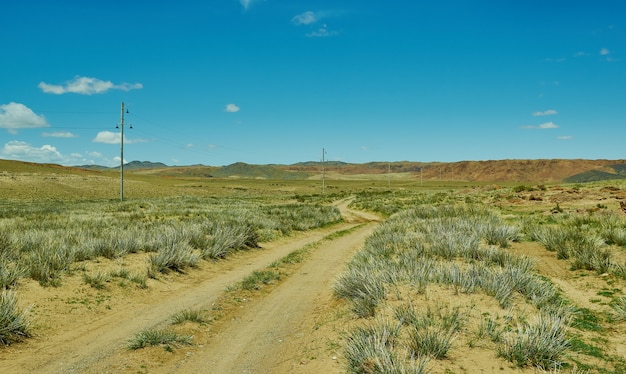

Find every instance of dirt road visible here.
[1,199,379,373]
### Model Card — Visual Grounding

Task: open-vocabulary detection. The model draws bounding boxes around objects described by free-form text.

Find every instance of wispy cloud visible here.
[557,135,573,140]
[306,24,339,38]
[39,76,143,95]
[0,102,49,134]
[93,131,148,144]
[521,122,559,129]
[240,0,264,11]
[225,103,240,113]
[532,109,558,117]
[291,10,340,37]
[42,131,78,138]
[600,48,610,56]
[291,11,317,25]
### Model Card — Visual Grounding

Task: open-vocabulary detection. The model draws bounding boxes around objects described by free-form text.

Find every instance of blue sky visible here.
[1,1,624,167]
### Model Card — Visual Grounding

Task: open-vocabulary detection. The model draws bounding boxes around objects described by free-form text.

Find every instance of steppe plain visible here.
[1,159,626,373]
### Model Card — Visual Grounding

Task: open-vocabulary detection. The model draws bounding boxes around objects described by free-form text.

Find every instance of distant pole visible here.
[120,102,125,201]
[322,147,326,194]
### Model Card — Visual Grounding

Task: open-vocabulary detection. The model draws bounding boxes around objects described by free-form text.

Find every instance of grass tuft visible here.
[0,289,31,345]
[171,308,209,325]
[128,328,192,350]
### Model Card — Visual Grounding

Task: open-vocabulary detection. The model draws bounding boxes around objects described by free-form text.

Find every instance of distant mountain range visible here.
[68,159,626,183]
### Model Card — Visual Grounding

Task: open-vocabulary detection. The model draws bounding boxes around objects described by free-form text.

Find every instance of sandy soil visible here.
[2,190,626,373]
[0,199,380,374]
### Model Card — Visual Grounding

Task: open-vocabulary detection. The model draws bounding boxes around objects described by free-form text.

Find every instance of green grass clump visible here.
[148,240,199,276]
[171,308,209,325]
[610,295,626,321]
[497,313,570,369]
[239,270,281,291]
[128,328,192,350]
[0,290,31,345]
[82,272,111,290]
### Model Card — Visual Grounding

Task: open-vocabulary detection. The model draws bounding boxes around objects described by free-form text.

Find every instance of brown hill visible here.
[285,159,626,183]
[2,158,626,183]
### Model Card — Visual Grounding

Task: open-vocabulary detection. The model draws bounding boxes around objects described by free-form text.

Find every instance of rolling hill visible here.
[3,158,626,183]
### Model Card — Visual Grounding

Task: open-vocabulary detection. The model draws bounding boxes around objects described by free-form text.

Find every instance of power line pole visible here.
[118,102,129,201]
[322,147,326,194]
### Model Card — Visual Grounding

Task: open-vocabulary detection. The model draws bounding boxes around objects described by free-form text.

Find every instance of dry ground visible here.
[1,168,626,373]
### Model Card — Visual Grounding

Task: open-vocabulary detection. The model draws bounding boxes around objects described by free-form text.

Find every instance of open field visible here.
[1,160,626,373]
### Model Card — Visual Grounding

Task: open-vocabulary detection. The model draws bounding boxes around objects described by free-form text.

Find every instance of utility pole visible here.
[322,147,326,194]
[118,102,129,201]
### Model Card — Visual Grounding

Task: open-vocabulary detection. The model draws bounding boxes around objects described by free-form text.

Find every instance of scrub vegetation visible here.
[337,186,626,373]
[0,196,341,346]
[1,165,626,373]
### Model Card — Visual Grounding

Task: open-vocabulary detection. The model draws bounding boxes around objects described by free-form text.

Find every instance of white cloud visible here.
[42,131,78,138]
[0,102,49,133]
[532,109,558,117]
[93,131,148,144]
[1,140,124,166]
[306,24,338,38]
[600,48,610,56]
[38,76,143,95]
[538,122,559,129]
[1,140,65,164]
[521,122,559,129]
[557,135,573,140]
[208,144,218,150]
[291,11,317,25]
[225,103,240,113]
[240,0,264,10]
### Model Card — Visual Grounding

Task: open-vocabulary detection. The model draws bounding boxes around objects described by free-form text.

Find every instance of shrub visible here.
[408,325,455,359]
[344,320,405,374]
[0,261,24,289]
[25,243,74,287]
[0,290,31,345]
[148,241,199,275]
[334,267,387,318]
[498,313,570,369]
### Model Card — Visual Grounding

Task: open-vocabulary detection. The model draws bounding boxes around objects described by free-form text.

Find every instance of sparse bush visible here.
[498,313,570,369]
[25,243,74,287]
[148,242,199,276]
[0,290,31,345]
[408,325,455,359]
[0,261,24,289]
[345,320,406,374]
[334,266,387,318]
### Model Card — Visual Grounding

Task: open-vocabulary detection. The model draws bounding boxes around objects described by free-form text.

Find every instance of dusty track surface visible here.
[1,199,379,373]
